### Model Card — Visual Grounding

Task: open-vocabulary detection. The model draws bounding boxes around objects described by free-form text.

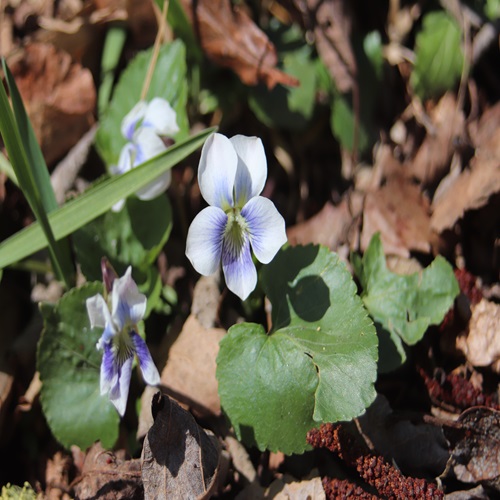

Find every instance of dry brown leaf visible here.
[181,0,298,89]
[141,392,220,500]
[410,93,465,185]
[266,475,326,500]
[9,42,95,165]
[456,299,500,371]
[287,199,355,251]
[161,314,225,417]
[73,442,142,500]
[361,176,433,257]
[44,451,72,500]
[431,131,500,233]
[288,0,355,92]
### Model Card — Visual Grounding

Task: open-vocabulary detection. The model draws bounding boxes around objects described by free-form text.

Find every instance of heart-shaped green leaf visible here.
[217,245,378,454]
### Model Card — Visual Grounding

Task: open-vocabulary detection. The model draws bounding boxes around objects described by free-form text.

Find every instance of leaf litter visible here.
[1,0,500,498]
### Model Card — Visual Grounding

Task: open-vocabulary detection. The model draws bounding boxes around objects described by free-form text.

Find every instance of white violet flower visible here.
[186,133,287,300]
[86,266,160,416]
[111,97,179,212]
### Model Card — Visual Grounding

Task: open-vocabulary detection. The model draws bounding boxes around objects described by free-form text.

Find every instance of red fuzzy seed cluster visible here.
[308,424,443,500]
[419,368,499,411]
[322,477,379,500]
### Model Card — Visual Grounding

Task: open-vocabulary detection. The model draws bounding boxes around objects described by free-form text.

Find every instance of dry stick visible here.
[140,0,170,101]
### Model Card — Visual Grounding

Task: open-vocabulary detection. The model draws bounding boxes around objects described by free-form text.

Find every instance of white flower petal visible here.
[241,196,287,264]
[230,135,267,206]
[121,101,147,141]
[143,97,179,136]
[109,355,133,416]
[112,267,147,327]
[186,206,227,275]
[136,171,171,201]
[198,133,237,209]
[112,142,136,176]
[132,332,160,386]
[222,236,256,300]
[133,128,167,167]
[111,198,126,213]
[86,294,110,329]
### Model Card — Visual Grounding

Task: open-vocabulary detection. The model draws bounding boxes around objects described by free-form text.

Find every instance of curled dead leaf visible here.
[141,392,220,500]
[181,0,298,89]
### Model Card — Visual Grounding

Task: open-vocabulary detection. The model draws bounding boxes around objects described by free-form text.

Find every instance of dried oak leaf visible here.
[9,42,95,166]
[73,442,142,500]
[456,299,500,371]
[361,176,433,257]
[443,407,500,491]
[141,392,220,500]
[287,199,355,251]
[431,103,500,232]
[180,0,298,89]
[410,92,465,185]
[266,474,326,500]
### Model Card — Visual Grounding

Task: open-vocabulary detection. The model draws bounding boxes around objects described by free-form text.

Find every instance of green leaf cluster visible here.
[352,233,459,372]
[411,11,464,100]
[217,245,378,454]
[38,283,120,449]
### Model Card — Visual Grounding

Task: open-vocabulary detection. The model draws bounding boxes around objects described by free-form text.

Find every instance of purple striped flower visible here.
[86,267,160,416]
[111,97,179,212]
[186,133,287,300]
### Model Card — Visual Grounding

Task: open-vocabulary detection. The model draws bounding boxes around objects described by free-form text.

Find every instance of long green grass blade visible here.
[1,59,74,285]
[0,127,214,269]
[0,152,18,186]
[0,67,69,284]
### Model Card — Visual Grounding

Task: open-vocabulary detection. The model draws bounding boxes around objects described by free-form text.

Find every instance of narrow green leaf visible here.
[217,245,378,454]
[38,283,120,449]
[0,127,214,269]
[98,24,127,117]
[0,60,72,285]
[2,60,57,211]
[0,152,18,186]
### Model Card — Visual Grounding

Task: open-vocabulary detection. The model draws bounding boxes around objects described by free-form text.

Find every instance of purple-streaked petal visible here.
[86,294,110,329]
[142,98,179,136]
[198,133,237,209]
[186,206,227,276]
[108,355,133,416]
[241,196,287,264]
[132,128,167,167]
[136,171,171,201]
[230,135,267,206]
[121,101,147,141]
[112,267,147,328]
[131,332,160,386]
[222,235,257,301]
[100,342,116,396]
